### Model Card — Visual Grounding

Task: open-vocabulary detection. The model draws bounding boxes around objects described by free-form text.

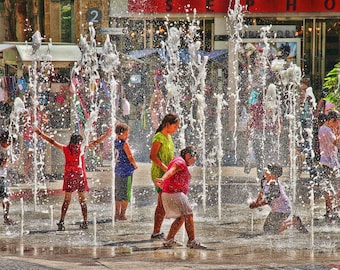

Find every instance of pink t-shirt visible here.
[319,125,339,169]
[162,156,190,194]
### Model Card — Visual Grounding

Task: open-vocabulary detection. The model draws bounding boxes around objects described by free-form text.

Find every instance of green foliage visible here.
[323,62,340,106]
[61,3,72,42]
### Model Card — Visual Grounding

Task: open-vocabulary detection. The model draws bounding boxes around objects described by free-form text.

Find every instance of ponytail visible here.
[155,113,180,134]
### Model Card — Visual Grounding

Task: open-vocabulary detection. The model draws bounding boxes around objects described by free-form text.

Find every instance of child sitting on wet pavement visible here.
[249,163,308,234]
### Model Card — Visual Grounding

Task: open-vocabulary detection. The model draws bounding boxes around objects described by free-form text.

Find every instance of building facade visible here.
[1,1,340,91]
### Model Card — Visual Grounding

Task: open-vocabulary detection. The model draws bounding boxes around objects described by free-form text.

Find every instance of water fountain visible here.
[161,10,211,213]
[1,3,339,268]
[8,33,53,211]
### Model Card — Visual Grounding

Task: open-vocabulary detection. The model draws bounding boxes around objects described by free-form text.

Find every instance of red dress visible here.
[62,145,89,192]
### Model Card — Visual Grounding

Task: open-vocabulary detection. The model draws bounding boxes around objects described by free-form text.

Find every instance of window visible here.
[60,0,73,43]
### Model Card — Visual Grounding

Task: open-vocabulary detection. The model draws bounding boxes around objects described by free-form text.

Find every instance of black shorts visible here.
[263,212,290,234]
[0,177,9,199]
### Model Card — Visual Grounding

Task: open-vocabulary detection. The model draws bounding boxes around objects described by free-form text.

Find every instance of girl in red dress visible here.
[35,126,112,231]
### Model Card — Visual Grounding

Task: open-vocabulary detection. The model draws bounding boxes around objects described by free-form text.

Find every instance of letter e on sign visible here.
[86,8,102,24]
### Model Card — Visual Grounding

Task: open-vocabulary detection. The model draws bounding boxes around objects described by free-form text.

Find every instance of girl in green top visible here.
[150,113,180,240]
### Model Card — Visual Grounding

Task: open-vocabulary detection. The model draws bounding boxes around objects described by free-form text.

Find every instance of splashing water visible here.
[162,10,210,212]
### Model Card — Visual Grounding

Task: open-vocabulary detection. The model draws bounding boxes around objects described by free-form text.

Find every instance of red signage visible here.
[128,0,340,13]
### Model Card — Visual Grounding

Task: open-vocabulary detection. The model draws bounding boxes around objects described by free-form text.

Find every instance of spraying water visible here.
[162,10,210,212]
[100,35,120,226]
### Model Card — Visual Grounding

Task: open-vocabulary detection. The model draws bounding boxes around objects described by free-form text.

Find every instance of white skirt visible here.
[162,192,193,219]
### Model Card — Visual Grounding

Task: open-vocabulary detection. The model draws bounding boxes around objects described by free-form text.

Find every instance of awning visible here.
[15,44,81,67]
[0,44,16,52]
[1,43,82,68]
[205,49,228,60]
[129,48,158,59]
[128,48,227,64]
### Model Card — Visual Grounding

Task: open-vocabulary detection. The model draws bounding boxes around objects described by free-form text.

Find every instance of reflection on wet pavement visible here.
[0,166,339,269]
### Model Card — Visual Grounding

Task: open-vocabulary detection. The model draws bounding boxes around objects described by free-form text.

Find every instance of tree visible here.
[323,62,340,107]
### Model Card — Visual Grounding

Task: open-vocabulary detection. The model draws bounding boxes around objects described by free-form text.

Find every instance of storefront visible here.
[0,43,81,176]
[108,1,338,93]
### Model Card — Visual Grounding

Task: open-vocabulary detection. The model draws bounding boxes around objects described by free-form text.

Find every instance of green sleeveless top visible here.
[151,132,175,183]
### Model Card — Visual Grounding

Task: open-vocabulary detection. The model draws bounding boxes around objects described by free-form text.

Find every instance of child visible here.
[114,122,138,220]
[0,130,14,225]
[155,146,207,249]
[249,163,308,234]
[150,113,180,240]
[35,126,112,231]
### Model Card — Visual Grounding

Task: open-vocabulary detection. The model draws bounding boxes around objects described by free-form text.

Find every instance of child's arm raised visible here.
[35,127,63,150]
[87,126,113,150]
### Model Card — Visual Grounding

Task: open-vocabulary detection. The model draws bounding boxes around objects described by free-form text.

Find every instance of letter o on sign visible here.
[86,8,102,24]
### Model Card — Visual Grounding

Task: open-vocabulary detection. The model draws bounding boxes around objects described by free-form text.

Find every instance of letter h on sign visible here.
[286,0,297,11]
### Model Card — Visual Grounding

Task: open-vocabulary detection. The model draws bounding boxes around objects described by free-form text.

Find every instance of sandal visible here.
[79,221,88,229]
[57,221,65,231]
[186,239,207,249]
[163,238,183,248]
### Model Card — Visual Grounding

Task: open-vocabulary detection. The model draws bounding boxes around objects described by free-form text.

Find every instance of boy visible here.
[249,163,308,234]
[114,123,138,220]
[155,146,207,249]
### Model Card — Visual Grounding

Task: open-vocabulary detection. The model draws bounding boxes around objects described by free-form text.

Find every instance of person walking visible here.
[0,130,14,225]
[317,110,340,222]
[155,146,207,249]
[296,78,316,180]
[35,126,112,230]
[114,122,138,221]
[150,113,180,240]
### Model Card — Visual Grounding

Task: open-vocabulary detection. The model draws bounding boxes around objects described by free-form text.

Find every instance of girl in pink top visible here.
[155,146,207,249]
[35,126,112,231]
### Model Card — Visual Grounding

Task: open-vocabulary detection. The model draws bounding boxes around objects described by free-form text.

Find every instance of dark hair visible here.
[318,113,327,125]
[0,130,9,144]
[68,133,83,156]
[267,163,283,178]
[326,110,340,122]
[115,122,129,134]
[155,113,180,134]
[69,133,83,145]
[180,146,197,159]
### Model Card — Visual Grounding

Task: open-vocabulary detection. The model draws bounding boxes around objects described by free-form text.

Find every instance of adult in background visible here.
[247,86,282,179]
[296,78,316,180]
[150,70,166,130]
[318,110,340,222]
[0,130,14,225]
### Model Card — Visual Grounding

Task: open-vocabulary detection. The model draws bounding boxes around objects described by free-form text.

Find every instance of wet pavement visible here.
[1,163,339,270]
